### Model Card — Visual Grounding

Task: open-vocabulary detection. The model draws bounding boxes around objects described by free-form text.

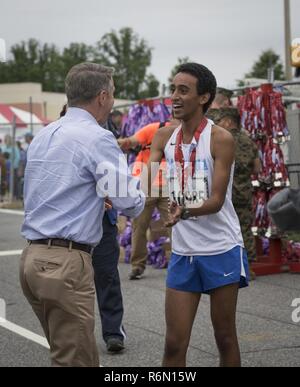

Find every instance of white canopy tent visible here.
[0,103,49,142]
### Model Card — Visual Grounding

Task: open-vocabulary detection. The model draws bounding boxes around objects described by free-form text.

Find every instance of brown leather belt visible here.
[29,239,93,254]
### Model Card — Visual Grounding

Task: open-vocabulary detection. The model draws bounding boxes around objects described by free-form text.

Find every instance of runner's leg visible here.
[210,284,241,367]
[163,288,201,367]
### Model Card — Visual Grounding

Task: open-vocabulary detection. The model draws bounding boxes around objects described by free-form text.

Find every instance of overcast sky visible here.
[1,0,300,89]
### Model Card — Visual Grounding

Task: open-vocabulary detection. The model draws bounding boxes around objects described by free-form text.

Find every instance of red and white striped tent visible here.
[0,103,49,140]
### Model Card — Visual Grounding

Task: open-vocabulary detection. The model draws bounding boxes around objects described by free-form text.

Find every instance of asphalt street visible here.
[0,211,300,367]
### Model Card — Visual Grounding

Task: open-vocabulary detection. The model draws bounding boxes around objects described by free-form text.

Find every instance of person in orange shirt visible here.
[119,120,178,280]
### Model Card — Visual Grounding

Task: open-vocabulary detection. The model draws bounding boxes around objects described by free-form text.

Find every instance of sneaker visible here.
[129,267,144,280]
[106,337,125,353]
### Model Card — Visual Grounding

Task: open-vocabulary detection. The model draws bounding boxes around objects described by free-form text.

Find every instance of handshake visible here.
[105,198,113,211]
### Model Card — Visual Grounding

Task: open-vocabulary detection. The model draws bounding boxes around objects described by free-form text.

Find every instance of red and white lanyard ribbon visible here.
[174,118,208,192]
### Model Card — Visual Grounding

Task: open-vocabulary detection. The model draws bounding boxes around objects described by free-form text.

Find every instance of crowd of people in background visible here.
[0,132,33,201]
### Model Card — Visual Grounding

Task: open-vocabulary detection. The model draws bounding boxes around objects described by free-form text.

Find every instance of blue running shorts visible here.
[167,246,249,294]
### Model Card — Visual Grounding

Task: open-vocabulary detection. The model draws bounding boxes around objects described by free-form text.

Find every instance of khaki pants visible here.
[131,197,171,271]
[19,244,99,367]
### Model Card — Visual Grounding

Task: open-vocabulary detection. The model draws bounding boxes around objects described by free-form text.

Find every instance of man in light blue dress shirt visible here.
[20,63,145,367]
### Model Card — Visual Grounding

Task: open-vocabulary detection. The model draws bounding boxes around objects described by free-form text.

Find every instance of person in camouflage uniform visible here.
[207,108,261,279]
[206,108,222,123]
[210,87,234,109]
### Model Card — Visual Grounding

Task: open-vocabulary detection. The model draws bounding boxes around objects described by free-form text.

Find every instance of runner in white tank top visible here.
[148,63,249,368]
[164,118,244,256]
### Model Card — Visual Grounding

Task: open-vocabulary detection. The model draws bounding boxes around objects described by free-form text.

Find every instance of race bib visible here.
[168,159,209,208]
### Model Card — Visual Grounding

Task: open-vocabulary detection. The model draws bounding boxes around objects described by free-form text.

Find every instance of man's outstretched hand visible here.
[165,201,183,228]
[104,198,113,210]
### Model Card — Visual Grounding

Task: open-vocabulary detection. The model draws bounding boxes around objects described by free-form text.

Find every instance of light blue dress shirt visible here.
[21,108,145,246]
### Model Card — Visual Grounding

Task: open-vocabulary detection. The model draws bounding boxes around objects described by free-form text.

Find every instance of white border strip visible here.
[0,319,50,349]
[0,209,24,216]
[0,250,23,257]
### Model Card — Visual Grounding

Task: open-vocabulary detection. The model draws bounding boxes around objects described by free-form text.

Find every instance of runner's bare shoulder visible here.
[211,124,235,158]
[152,124,178,151]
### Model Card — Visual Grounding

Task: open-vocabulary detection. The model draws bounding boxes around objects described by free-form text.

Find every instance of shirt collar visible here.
[65,107,99,126]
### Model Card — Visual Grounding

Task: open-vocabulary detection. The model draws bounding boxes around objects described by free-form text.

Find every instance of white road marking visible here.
[0,250,23,257]
[0,319,104,366]
[0,209,24,216]
[0,319,50,349]
[0,208,104,366]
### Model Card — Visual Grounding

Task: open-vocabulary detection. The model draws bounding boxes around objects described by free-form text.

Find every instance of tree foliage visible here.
[244,49,285,81]
[0,29,159,99]
[0,39,93,92]
[95,27,159,99]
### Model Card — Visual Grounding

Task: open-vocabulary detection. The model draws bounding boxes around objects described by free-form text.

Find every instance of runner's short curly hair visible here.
[176,63,217,113]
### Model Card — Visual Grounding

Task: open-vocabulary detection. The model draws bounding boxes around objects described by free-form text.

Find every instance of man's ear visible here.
[97,90,107,107]
[199,93,210,106]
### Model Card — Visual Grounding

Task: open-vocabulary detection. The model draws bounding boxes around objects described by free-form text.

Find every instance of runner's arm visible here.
[189,127,235,217]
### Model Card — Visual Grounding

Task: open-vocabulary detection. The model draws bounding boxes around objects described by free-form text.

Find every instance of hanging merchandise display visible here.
[238,84,290,239]
[285,239,300,274]
[118,100,171,269]
[118,210,170,269]
[121,101,171,138]
[238,84,292,275]
[239,85,290,143]
[121,101,171,166]
[119,219,133,264]
[147,237,169,269]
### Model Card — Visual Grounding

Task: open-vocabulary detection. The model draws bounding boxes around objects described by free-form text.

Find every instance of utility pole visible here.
[284,0,293,80]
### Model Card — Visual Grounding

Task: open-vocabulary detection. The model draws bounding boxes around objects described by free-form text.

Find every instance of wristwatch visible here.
[180,208,191,220]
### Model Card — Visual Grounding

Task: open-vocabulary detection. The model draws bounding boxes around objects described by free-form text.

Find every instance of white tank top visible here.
[164,119,244,256]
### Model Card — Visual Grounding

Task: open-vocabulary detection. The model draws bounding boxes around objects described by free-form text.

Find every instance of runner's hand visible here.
[165,201,183,228]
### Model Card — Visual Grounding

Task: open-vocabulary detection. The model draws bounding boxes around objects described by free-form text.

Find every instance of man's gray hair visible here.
[65,62,115,107]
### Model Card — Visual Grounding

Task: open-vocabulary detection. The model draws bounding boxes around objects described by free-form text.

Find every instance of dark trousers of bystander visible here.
[92,213,125,343]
